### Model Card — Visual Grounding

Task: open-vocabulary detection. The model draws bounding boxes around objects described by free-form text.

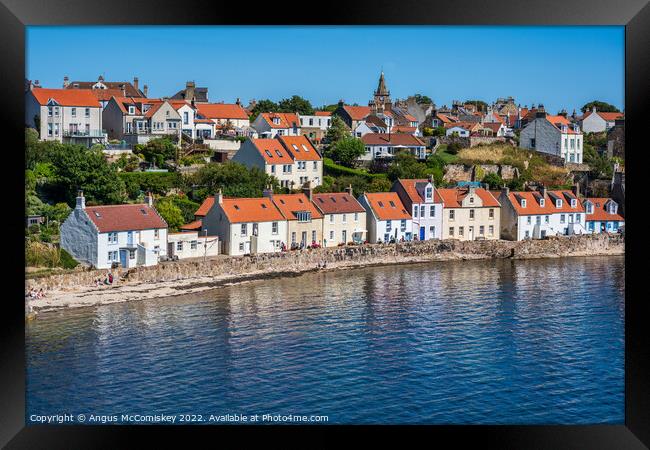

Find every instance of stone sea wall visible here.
[26,234,624,292]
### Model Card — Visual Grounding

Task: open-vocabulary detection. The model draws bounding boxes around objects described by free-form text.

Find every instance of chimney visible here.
[345,184,354,196]
[468,185,477,196]
[428,174,434,184]
[540,185,547,198]
[572,183,580,198]
[592,106,597,113]
[262,185,273,199]
[133,77,139,91]
[501,186,510,197]
[76,190,86,210]
[63,76,69,88]
[144,192,154,207]
[338,99,345,108]
[235,98,241,106]
[302,181,313,202]
[143,84,149,97]
[216,189,223,204]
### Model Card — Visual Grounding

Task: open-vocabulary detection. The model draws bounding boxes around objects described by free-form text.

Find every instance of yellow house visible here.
[438,186,501,240]
[313,187,367,246]
[264,187,324,249]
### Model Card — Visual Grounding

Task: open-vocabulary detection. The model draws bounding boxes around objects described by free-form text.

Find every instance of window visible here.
[521,199,527,208]
[241,224,247,236]
[426,187,432,199]
[154,229,159,239]
[329,230,334,240]
[291,232,296,244]
[401,220,406,231]
[176,242,183,251]
[54,124,59,136]
[312,230,316,242]
[489,209,494,219]
[469,196,474,204]
[329,214,335,224]
[354,213,359,222]
[527,216,532,225]
[479,225,485,235]
[296,211,312,222]
[449,210,455,220]
[556,200,563,208]
[469,209,475,220]
[525,230,530,239]
[413,206,418,217]
[128,249,136,260]
[530,138,536,148]
[571,199,577,208]
[85,107,90,117]
[107,251,117,262]
[54,107,59,117]
[47,123,53,136]
[459,226,464,237]
[560,214,566,223]
[420,206,425,217]
[71,107,76,117]
[342,230,347,242]
[191,241,198,250]
[430,206,435,217]
[489,225,494,236]
[183,112,189,125]
[272,222,278,235]
[536,216,541,225]
[271,165,276,174]
[449,227,454,236]
[545,215,550,224]
[252,223,259,236]
[386,220,392,231]
[108,232,118,244]
[239,243,245,252]
[313,161,318,170]
[47,106,52,117]
[342,214,347,223]
[575,214,581,223]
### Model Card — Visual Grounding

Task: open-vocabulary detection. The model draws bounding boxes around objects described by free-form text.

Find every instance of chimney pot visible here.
[345,184,354,196]
[216,189,223,204]
[76,190,86,210]
[301,181,313,202]
[133,77,139,90]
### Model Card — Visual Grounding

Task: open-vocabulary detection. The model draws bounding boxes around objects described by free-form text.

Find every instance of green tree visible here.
[155,198,185,232]
[482,172,504,190]
[447,142,462,155]
[278,95,314,115]
[134,137,176,167]
[324,116,350,146]
[330,137,365,167]
[190,161,278,201]
[412,94,433,104]
[387,152,430,181]
[25,128,42,169]
[581,100,620,113]
[249,99,279,121]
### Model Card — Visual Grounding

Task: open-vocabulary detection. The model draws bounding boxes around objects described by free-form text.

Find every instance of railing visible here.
[63,130,106,138]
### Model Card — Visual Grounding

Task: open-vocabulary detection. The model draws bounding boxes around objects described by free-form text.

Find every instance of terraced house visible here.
[265,187,324,250]
[498,187,588,240]
[252,112,300,137]
[233,134,323,188]
[358,192,413,243]
[438,186,501,241]
[583,197,624,233]
[202,190,287,255]
[392,177,443,240]
[313,187,367,246]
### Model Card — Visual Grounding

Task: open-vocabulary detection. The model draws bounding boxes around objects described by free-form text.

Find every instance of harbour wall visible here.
[26,234,624,293]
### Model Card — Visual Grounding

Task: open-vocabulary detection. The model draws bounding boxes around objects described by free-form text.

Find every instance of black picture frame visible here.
[2,0,648,447]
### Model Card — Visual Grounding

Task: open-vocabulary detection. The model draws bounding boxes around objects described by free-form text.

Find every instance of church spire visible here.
[375,71,389,97]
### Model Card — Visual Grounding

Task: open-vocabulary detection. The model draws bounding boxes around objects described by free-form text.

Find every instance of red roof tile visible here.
[220,197,285,224]
[252,139,294,164]
[313,193,365,214]
[196,103,249,120]
[31,88,101,107]
[583,111,624,122]
[314,111,332,116]
[364,192,411,220]
[437,187,500,208]
[195,197,215,217]
[395,179,443,204]
[261,112,300,129]
[505,190,583,215]
[271,194,323,220]
[361,133,425,146]
[343,105,371,120]
[180,219,203,231]
[278,135,322,161]
[84,204,167,233]
[584,198,624,222]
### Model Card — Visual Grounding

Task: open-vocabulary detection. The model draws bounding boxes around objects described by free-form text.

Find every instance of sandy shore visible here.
[25,249,623,317]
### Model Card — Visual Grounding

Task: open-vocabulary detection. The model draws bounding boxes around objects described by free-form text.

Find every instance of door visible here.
[468,226,474,241]
[244,241,251,254]
[167,242,174,257]
[342,230,347,244]
[419,227,425,240]
[120,250,127,268]
[301,231,307,246]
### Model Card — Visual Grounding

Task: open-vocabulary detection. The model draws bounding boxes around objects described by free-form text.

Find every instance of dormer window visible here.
[273,117,281,125]
[521,199,526,208]
[586,203,593,214]
[129,106,135,114]
[426,187,432,199]
[539,198,545,207]
[556,200,563,208]
[571,199,577,208]
[302,144,309,152]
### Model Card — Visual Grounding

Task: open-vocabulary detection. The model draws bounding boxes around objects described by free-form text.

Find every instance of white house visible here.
[60,192,168,269]
[299,111,332,143]
[202,191,287,255]
[360,133,427,161]
[358,192,413,243]
[25,88,106,147]
[232,135,323,188]
[102,97,183,144]
[520,113,583,163]
[498,187,589,240]
[195,102,250,137]
[166,231,220,259]
[252,112,300,138]
[583,197,625,233]
[581,107,624,133]
[391,178,443,240]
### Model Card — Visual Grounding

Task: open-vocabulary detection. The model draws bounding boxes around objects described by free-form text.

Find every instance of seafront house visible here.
[25,88,106,147]
[299,111,332,144]
[103,97,183,144]
[498,187,588,240]
[166,231,220,259]
[583,197,624,233]
[252,112,301,138]
[264,187,324,249]
[60,192,168,269]
[313,187,367,246]
[438,186,501,241]
[519,111,583,163]
[358,192,413,243]
[580,107,624,133]
[360,133,427,161]
[233,135,323,188]
[202,190,287,255]
[391,177,443,240]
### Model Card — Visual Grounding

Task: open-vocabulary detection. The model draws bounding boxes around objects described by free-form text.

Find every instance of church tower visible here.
[370,71,392,114]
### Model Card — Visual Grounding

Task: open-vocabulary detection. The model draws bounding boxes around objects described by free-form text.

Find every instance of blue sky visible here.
[26,26,624,113]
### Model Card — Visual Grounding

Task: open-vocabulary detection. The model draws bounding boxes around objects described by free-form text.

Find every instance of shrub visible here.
[59,248,79,269]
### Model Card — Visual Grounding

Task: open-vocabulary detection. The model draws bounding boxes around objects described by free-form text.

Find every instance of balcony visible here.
[63,129,107,138]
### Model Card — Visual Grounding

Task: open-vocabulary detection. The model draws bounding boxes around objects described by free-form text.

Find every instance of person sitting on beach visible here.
[108,272,114,284]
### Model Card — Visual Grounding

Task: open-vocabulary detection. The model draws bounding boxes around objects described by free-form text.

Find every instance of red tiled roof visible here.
[546,115,580,135]
[261,112,300,129]
[361,133,425,146]
[90,88,125,101]
[314,111,332,116]
[66,80,144,97]
[220,197,285,224]
[364,192,411,220]
[482,122,503,133]
[196,103,249,120]
[444,121,480,131]
[31,88,101,107]
[435,113,455,124]
[195,197,215,217]
[278,135,321,161]
[313,193,365,214]
[505,190,583,215]
[180,219,203,231]
[437,187,500,208]
[583,111,624,122]
[395,179,443,204]
[252,138,294,164]
[84,204,167,233]
[343,105,371,120]
[392,126,417,133]
[584,198,624,222]
[271,194,323,220]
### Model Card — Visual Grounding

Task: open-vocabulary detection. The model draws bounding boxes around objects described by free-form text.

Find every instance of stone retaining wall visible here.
[26,234,624,292]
